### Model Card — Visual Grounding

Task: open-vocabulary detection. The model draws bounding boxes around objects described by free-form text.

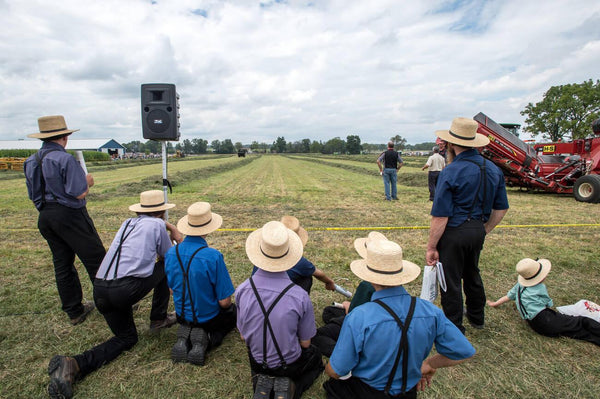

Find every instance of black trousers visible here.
[312,306,346,357]
[438,219,486,333]
[73,261,170,378]
[291,274,313,294]
[177,305,237,349]
[528,308,600,346]
[427,171,440,200]
[323,376,417,399]
[249,345,324,399]
[37,203,106,318]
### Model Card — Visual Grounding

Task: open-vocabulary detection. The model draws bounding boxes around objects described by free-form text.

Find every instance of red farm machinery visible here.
[474,112,600,203]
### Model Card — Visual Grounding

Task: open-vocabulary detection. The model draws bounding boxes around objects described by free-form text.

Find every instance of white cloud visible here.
[1,0,599,145]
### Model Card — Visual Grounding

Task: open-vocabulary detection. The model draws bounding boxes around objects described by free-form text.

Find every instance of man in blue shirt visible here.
[24,115,106,326]
[324,239,475,399]
[426,117,509,333]
[165,201,236,366]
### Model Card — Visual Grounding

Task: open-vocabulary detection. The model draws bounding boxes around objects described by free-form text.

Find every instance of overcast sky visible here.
[1,0,599,145]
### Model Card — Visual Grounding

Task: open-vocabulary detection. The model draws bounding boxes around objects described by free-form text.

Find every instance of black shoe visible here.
[47,355,79,399]
[468,319,485,329]
[149,312,177,333]
[273,377,295,399]
[392,197,399,200]
[253,374,274,399]
[187,327,208,366]
[171,324,192,363]
[70,301,95,326]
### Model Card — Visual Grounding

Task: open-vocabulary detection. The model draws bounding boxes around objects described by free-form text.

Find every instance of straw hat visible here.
[435,117,490,148]
[246,221,303,272]
[281,215,308,246]
[353,231,388,259]
[516,258,551,287]
[350,240,420,286]
[128,190,175,213]
[28,115,79,139]
[177,202,222,236]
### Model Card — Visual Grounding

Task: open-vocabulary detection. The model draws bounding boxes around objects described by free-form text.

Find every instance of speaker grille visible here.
[146,110,171,133]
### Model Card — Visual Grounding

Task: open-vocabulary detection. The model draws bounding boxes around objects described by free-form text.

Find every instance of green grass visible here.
[1,154,599,398]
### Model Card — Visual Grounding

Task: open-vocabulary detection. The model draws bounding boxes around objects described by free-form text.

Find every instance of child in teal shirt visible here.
[488,258,600,346]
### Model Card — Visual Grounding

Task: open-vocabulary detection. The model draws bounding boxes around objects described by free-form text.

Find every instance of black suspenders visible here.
[373,296,417,395]
[517,287,530,319]
[460,157,488,220]
[175,245,207,324]
[101,219,135,280]
[34,149,60,208]
[249,276,295,369]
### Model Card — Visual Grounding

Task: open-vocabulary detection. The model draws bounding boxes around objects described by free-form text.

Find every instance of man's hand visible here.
[417,360,437,391]
[324,280,336,291]
[86,174,94,188]
[426,248,439,266]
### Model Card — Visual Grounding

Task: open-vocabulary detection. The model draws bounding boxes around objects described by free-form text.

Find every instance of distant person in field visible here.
[236,221,324,399]
[376,141,403,201]
[46,190,181,399]
[165,202,236,366]
[323,239,475,399]
[426,117,509,334]
[252,216,336,295]
[24,115,106,326]
[488,257,600,346]
[421,146,446,201]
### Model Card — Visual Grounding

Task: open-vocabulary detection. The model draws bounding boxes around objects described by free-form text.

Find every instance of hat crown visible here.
[365,240,404,274]
[516,258,543,279]
[260,221,292,259]
[187,202,212,226]
[139,190,165,208]
[281,215,300,233]
[449,117,479,140]
[38,115,69,133]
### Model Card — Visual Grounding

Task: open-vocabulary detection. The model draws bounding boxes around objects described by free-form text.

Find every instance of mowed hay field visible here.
[1,153,599,399]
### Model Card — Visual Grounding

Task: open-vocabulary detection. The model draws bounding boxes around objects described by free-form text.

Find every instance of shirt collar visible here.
[454,148,479,161]
[253,268,292,281]
[371,285,409,301]
[184,235,208,245]
[41,141,66,151]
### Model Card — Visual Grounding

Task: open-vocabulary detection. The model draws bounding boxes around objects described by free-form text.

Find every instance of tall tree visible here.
[346,135,362,154]
[272,136,287,153]
[210,140,221,153]
[390,135,407,149]
[322,137,346,154]
[192,138,208,153]
[521,79,600,141]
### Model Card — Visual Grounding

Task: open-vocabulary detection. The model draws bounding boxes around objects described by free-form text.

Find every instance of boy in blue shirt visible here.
[488,257,600,346]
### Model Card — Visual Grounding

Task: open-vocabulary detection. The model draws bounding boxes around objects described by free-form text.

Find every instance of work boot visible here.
[171,324,192,363]
[273,377,295,399]
[253,374,274,399]
[149,312,177,333]
[187,327,208,366]
[70,301,95,326]
[47,355,80,399]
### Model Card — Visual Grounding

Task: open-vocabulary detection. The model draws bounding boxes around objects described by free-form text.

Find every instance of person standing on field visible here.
[376,142,403,201]
[421,146,446,201]
[425,117,509,334]
[24,115,106,326]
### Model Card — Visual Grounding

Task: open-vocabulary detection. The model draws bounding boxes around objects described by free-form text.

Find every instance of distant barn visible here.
[0,139,126,158]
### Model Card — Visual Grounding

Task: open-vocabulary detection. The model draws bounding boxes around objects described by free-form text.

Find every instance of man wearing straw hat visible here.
[236,221,324,399]
[46,190,181,399]
[425,117,509,333]
[324,239,475,399]
[24,115,106,325]
[164,202,236,366]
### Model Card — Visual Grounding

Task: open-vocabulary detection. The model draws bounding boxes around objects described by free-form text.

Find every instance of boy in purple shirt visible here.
[236,221,324,399]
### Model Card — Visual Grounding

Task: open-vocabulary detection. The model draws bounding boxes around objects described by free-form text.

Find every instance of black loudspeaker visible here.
[141,83,180,141]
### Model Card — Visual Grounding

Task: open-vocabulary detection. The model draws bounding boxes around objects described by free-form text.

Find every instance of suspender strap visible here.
[102,219,135,280]
[175,245,207,324]
[373,296,417,395]
[249,276,295,369]
[34,149,60,207]
[517,287,529,319]
[460,158,488,220]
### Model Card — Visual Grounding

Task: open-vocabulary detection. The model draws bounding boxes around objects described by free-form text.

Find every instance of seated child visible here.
[487,257,600,346]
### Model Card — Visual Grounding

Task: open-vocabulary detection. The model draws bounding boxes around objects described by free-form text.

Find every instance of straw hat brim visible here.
[518,258,551,287]
[28,129,79,139]
[435,129,490,148]
[177,212,223,236]
[296,226,308,246]
[353,232,388,259]
[350,258,421,286]
[128,203,175,213]
[246,227,303,272]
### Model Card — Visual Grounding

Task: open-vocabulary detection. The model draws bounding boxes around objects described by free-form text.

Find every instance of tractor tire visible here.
[573,175,600,203]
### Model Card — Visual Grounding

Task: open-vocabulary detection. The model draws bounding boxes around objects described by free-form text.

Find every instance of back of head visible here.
[387,141,394,149]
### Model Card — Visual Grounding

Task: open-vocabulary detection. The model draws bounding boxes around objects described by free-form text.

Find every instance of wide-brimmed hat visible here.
[435,117,490,148]
[128,190,175,213]
[516,258,551,287]
[353,231,388,259]
[281,215,308,246]
[177,202,222,236]
[350,240,420,286]
[28,115,79,139]
[246,221,303,272]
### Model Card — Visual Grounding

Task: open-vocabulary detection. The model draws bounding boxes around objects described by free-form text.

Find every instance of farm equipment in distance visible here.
[474,112,600,203]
